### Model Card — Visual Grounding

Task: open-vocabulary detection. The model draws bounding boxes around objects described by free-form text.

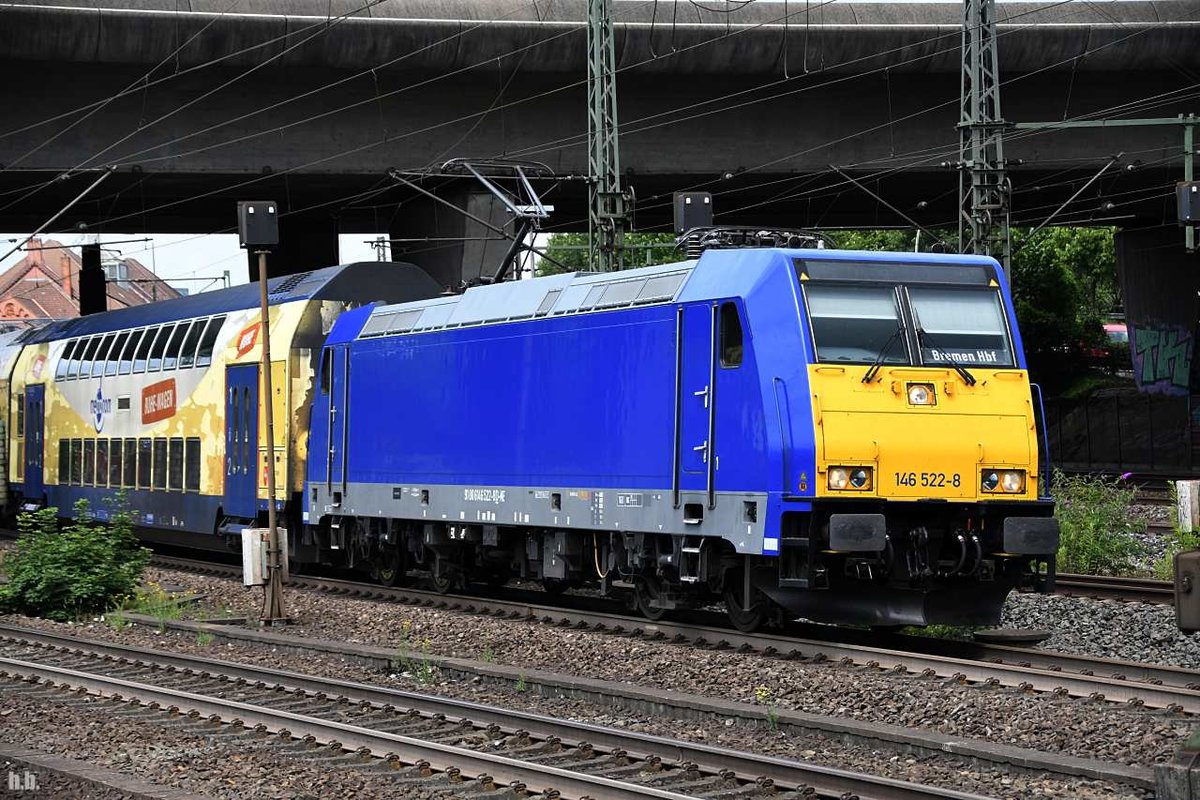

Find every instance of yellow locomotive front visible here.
[780,255,1057,627]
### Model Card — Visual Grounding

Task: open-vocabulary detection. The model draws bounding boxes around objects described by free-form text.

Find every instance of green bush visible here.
[0,498,150,621]
[1052,471,1148,575]
[1154,527,1200,581]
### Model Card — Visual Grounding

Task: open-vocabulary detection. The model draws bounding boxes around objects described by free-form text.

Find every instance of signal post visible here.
[237,200,289,624]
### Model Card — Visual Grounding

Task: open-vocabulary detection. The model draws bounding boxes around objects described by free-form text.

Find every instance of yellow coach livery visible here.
[5,263,439,548]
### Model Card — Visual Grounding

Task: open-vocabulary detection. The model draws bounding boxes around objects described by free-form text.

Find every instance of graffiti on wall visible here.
[1131,324,1193,395]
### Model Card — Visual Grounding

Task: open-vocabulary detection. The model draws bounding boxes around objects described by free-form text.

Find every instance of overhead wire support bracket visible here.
[385,167,570,282]
[1012,114,1197,252]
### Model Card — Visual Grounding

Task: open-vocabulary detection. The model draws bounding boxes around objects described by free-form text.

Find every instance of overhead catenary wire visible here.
[44,0,1193,270]
[80,0,1090,232]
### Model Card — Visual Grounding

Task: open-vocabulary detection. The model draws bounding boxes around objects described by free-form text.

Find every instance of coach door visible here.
[224,364,259,518]
[326,344,349,499]
[674,303,717,514]
[22,384,44,501]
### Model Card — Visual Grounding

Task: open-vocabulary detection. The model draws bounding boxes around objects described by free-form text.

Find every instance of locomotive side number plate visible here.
[895,471,962,488]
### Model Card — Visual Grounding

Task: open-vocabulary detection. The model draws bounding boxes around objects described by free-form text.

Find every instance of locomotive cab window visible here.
[719,302,744,367]
[907,287,1014,368]
[320,348,332,394]
[804,285,908,365]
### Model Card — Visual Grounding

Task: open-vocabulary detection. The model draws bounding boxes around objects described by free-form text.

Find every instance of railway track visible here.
[153,555,1200,715]
[1054,573,1175,604]
[0,624,984,800]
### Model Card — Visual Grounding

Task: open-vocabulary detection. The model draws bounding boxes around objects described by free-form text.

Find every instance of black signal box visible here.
[1179,181,1199,227]
[238,201,279,249]
[674,192,713,234]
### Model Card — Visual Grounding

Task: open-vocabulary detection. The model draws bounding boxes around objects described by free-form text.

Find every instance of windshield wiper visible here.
[862,324,905,384]
[915,326,977,386]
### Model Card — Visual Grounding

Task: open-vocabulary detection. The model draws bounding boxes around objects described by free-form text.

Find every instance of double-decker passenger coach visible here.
[6,264,438,547]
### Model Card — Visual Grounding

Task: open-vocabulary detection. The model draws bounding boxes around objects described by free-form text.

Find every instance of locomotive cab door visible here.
[675,303,717,513]
[224,364,259,519]
[326,344,350,502]
[22,384,45,502]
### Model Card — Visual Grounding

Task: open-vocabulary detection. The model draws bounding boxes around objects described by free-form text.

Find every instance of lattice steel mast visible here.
[588,0,630,271]
[958,0,1011,270]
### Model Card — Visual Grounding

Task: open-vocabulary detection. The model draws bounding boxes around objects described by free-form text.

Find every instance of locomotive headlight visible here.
[828,467,850,490]
[849,467,873,489]
[1001,470,1025,493]
[907,383,936,406]
[828,466,872,491]
[981,469,1025,493]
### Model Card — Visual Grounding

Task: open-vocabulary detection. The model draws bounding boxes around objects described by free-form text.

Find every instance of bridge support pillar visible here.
[248,212,340,281]
[388,190,512,291]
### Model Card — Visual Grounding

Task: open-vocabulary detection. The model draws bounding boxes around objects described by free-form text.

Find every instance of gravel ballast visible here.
[1001,593,1200,668]
[6,564,1196,768]
[0,618,1151,800]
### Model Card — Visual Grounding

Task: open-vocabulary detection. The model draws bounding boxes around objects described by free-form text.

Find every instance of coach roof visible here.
[22,262,442,345]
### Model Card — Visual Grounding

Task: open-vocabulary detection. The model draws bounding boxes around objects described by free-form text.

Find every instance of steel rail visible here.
[0,635,986,800]
[1053,573,1175,605]
[0,655,702,800]
[152,555,1200,712]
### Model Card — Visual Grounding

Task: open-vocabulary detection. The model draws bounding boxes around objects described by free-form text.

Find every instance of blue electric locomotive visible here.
[300,247,1058,628]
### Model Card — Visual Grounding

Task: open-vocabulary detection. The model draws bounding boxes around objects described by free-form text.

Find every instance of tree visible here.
[537,232,678,275]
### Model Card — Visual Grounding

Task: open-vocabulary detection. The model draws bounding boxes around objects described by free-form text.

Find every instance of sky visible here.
[0,232,385,293]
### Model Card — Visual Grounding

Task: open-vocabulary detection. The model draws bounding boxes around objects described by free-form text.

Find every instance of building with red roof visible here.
[0,238,180,322]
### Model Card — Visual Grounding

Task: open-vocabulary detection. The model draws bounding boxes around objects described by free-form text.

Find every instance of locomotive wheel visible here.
[634,577,668,621]
[430,561,461,594]
[376,548,405,587]
[724,582,770,632]
[542,578,570,596]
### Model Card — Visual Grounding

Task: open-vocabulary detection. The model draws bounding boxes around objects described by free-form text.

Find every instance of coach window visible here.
[15,393,24,440]
[185,438,201,492]
[109,439,122,487]
[55,340,77,380]
[168,437,183,491]
[123,439,136,487]
[178,319,206,369]
[195,316,225,368]
[105,332,129,376]
[57,440,68,483]
[148,324,175,372]
[153,438,167,490]
[137,438,152,489]
[96,440,109,488]
[90,334,116,378]
[719,302,744,367]
[162,322,192,371]
[71,335,98,379]
[133,327,157,373]
[83,439,95,486]
[118,330,141,375]
[70,439,83,485]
